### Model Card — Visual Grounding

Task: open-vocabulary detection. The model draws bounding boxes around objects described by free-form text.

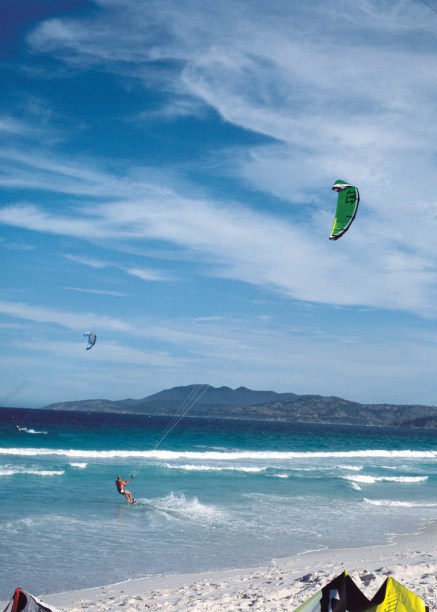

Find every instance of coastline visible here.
[5,521,436,611]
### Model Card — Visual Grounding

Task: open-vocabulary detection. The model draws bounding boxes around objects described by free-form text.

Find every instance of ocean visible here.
[1,406,437,599]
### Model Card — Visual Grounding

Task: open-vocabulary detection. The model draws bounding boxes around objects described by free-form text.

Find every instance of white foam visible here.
[364,498,437,508]
[141,492,225,523]
[2,447,436,460]
[33,469,64,476]
[19,428,48,435]
[165,463,264,473]
[0,468,16,477]
[0,467,64,477]
[69,462,87,469]
[342,475,428,484]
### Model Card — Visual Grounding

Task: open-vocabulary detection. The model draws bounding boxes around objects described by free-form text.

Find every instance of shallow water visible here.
[1,407,436,598]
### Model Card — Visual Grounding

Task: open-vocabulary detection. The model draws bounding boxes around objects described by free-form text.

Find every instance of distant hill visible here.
[43,384,437,428]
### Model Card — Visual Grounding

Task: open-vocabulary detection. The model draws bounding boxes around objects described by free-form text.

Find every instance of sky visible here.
[2,0,437,408]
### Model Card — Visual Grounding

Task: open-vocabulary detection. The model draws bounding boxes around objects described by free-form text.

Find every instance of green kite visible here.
[294,571,428,611]
[329,180,360,240]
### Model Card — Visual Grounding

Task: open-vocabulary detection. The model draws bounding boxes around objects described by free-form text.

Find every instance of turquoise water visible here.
[1,407,437,598]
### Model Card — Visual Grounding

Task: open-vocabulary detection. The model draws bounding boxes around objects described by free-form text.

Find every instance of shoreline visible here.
[5,521,436,611]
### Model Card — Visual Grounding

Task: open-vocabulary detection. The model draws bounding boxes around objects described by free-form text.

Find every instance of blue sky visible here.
[2,0,437,408]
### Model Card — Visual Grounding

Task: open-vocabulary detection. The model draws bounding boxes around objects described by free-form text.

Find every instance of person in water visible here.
[115,475,136,504]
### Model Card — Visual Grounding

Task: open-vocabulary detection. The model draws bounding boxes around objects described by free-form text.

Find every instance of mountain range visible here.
[44,384,437,428]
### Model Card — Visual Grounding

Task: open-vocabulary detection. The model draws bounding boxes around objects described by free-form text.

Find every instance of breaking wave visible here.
[364,498,437,508]
[2,448,437,460]
[342,475,428,484]
[0,467,64,477]
[165,463,264,473]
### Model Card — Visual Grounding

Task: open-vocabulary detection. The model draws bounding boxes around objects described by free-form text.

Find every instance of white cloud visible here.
[2,0,437,407]
[63,287,128,297]
[0,117,35,135]
[0,300,131,333]
[64,253,172,284]
[64,254,109,268]
[1,152,437,315]
[13,339,188,368]
[0,299,239,350]
[126,267,171,282]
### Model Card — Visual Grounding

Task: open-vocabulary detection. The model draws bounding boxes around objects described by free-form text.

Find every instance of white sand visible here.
[3,523,437,611]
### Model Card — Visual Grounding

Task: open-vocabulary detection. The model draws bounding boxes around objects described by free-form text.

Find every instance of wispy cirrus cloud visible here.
[13,339,188,368]
[1,184,435,315]
[63,287,128,297]
[0,300,131,333]
[64,254,109,268]
[0,299,240,350]
[0,95,436,318]
[4,0,437,409]
[64,253,172,283]
[126,267,172,282]
[0,116,37,135]
[23,0,437,224]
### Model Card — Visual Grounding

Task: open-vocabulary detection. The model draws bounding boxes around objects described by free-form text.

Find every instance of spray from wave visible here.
[137,492,225,523]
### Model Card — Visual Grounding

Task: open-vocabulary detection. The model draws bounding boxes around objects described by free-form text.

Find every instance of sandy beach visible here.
[3,522,435,611]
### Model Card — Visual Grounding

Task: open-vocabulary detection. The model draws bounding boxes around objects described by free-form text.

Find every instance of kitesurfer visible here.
[115,475,136,504]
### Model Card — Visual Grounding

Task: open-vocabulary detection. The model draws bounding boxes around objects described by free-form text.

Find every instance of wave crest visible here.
[364,498,437,508]
[2,448,436,460]
[0,467,64,477]
[343,475,428,484]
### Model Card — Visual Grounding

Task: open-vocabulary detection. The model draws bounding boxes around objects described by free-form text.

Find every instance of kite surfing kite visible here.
[84,331,96,350]
[295,571,428,611]
[3,588,58,612]
[329,180,360,240]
